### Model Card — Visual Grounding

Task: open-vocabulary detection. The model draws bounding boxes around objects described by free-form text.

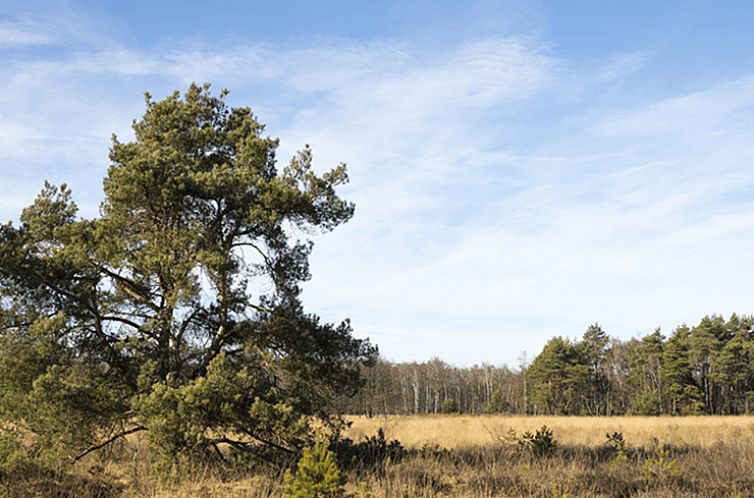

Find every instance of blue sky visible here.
[2,0,754,366]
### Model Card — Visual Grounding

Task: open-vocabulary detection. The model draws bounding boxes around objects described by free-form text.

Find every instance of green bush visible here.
[606,431,628,465]
[519,425,557,458]
[333,428,404,470]
[441,398,457,414]
[283,441,347,498]
[643,439,683,480]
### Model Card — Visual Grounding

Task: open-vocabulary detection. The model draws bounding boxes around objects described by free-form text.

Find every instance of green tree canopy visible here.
[578,323,610,415]
[663,325,703,415]
[0,83,377,467]
[627,328,665,415]
[527,336,588,415]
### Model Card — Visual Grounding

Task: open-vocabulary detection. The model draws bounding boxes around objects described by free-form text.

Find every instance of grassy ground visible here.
[4,416,754,497]
[346,414,754,448]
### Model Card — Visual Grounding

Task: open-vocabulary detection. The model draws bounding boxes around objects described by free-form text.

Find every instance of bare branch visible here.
[71,425,146,463]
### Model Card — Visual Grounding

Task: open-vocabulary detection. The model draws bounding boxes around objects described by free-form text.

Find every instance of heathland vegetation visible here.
[5,415,754,497]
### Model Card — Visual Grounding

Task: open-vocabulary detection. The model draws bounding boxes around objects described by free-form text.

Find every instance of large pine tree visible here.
[0,84,377,467]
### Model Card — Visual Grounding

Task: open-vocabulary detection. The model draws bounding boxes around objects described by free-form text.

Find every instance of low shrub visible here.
[606,432,628,465]
[519,425,558,458]
[333,428,404,471]
[283,441,347,498]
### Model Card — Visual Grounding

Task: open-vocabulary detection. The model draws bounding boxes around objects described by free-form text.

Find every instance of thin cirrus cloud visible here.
[296,68,754,364]
[1,5,753,366]
[0,24,56,48]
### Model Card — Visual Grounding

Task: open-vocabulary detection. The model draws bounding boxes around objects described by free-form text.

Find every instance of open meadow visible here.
[6,415,754,498]
[346,414,754,448]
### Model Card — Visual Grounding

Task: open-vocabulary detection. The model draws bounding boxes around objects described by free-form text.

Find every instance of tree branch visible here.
[240,429,295,454]
[96,265,159,311]
[101,315,143,331]
[71,425,146,463]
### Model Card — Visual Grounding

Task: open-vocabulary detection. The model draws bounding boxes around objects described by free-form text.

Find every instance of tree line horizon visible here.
[342,313,754,416]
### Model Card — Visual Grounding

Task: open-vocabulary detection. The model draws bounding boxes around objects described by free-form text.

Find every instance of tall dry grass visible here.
[346,414,754,448]
[4,416,754,497]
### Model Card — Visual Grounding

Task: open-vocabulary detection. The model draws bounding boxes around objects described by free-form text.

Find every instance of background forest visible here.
[343,314,754,417]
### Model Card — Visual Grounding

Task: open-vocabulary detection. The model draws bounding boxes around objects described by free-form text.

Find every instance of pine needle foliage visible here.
[283,441,347,498]
[0,84,377,469]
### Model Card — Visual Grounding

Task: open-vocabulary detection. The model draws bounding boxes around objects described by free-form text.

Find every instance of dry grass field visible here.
[5,415,754,497]
[346,414,754,448]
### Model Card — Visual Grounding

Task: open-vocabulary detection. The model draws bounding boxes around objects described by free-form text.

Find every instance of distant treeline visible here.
[340,314,754,416]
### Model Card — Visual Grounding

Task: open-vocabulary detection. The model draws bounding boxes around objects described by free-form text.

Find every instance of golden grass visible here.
[7,416,754,497]
[346,414,754,448]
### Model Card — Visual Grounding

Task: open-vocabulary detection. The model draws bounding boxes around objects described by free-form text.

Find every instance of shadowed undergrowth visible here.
[3,426,754,498]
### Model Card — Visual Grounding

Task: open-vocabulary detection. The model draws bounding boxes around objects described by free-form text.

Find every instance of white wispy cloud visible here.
[0,23,56,48]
